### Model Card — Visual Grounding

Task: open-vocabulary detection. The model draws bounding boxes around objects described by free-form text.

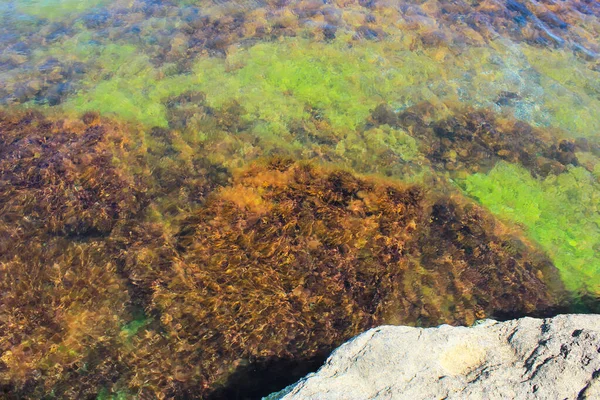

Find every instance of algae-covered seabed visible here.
[0,0,599,398]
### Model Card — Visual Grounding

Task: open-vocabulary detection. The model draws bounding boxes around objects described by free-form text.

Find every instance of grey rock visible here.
[280,314,600,400]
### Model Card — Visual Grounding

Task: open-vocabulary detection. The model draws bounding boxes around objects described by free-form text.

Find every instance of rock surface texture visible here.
[281,314,600,400]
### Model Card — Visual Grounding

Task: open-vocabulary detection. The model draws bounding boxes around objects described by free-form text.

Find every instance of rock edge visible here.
[270,314,600,400]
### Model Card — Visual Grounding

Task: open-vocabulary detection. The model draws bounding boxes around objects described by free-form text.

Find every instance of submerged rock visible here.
[279,314,600,400]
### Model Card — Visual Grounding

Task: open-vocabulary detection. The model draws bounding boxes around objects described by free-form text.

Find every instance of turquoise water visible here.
[0,0,599,398]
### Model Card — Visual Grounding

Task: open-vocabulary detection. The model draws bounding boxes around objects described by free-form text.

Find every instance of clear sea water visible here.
[0,1,599,398]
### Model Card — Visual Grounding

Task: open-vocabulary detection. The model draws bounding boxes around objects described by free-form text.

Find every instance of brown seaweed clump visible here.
[0,238,130,399]
[0,111,147,238]
[121,159,565,398]
[0,111,152,398]
[371,103,580,176]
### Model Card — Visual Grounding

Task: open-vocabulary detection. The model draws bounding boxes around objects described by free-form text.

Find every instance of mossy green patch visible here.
[16,0,110,21]
[121,315,151,338]
[59,36,444,129]
[335,124,422,173]
[96,387,130,400]
[463,162,600,295]
[35,36,139,74]
[576,152,600,181]
[34,33,200,127]
[193,37,442,131]
[55,35,600,140]
[522,46,600,138]
[66,70,197,128]
[61,45,197,127]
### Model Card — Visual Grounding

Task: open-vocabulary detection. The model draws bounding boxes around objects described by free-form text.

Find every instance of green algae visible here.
[49,34,600,144]
[463,162,600,295]
[193,37,442,131]
[96,388,130,400]
[30,34,197,127]
[63,52,197,128]
[16,0,110,21]
[34,36,138,73]
[3,0,599,148]
[66,70,197,128]
[576,152,600,181]
[120,315,151,339]
[58,36,445,135]
[522,46,600,138]
[334,124,423,174]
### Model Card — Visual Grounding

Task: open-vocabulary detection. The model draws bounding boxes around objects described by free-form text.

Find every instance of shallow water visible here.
[0,0,599,398]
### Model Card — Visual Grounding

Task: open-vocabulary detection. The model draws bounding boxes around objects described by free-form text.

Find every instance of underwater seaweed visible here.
[0,238,130,399]
[0,0,599,397]
[15,0,111,22]
[0,111,148,236]
[2,0,599,142]
[117,159,565,398]
[463,161,600,297]
[370,102,583,177]
[0,108,574,398]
